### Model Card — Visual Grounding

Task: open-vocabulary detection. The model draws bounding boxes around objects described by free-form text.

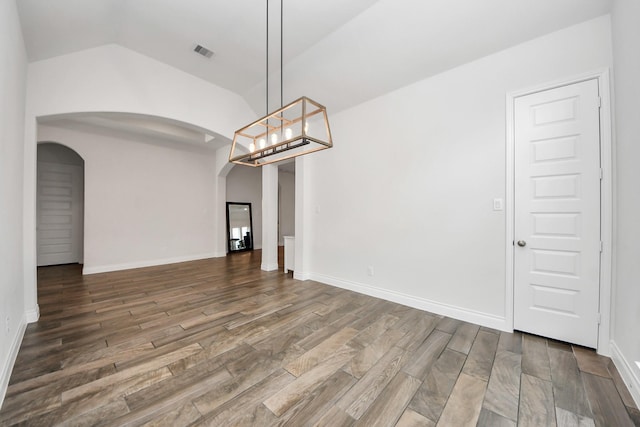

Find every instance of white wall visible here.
[0,0,27,406]
[226,165,262,249]
[279,169,295,245]
[38,125,218,274]
[23,44,256,318]
[611,0,640,407]
[305,16,613,330]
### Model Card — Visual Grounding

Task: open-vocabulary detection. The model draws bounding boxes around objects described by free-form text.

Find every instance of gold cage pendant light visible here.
[229,0,333,167]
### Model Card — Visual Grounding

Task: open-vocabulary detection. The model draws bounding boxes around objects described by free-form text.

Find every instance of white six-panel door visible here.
[37,162,83,266]
[514,79,601,348]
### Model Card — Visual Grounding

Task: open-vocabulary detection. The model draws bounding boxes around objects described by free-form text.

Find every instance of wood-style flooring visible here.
[1,250,638,426]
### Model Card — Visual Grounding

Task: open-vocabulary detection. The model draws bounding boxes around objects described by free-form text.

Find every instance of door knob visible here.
[517,240,526,247]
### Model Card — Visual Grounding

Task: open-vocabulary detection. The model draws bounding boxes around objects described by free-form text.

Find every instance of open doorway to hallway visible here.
[225,161,295,270]
[36,142,84,266]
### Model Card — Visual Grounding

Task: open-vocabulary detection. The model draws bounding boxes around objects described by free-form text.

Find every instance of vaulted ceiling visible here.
[17,0,612,149]
[17,0,612,114]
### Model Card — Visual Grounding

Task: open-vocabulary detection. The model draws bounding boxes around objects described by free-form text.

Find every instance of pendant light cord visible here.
[266,0,269,116]
[266,0,284,115]
[280,0,283,109]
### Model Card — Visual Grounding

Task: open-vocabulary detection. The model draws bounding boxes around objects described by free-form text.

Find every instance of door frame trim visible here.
[505,69,613,355]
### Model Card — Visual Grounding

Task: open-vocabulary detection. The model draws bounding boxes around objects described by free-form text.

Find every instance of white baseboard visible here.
[261,263,279,272]
[293,271,311,281]
[25,305,39,323]
[309,272,509,332]
[0,314,27,409]
[82,252,219,275]
[610,340,640,408]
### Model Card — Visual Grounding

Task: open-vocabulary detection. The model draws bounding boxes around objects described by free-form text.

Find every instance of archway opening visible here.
[36,142,85,267]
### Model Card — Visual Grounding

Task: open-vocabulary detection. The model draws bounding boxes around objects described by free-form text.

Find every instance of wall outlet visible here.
[5,316,9,334]
[367,266,374,277]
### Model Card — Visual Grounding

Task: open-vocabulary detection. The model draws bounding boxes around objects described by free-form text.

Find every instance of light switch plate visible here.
[493,198,504,211]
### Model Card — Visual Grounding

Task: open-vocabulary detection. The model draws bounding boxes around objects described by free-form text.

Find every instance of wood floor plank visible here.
[518,373,556,427]
[402,330,451,381]
[108,367,230,426]
[195,369,295,426]
[192,350,282,416]
[126,344,252,411]
[136,402,202,427]
[555,406,595,427]
[1,255,635,427]
[608,359,639,410]
[263,345,357,417]
[462,329,499,381]
[280,369,356,427]
[627,407,640,426]
[348,313,399,350]
[344,327,406,379]
[435,372,487,427]
[312,406,355,427]
[522,333,551,381]
[582,372,636,427]
[573,346,611,378]
[446,322,479,355]
[49,398,130,427]
[482,349,522,421]
[394,313,440,353]
[284,327,359,377]
[61,343,203,403]
[435,316,461,334]
[353,371,421,427]
[336,345,411,420]
[408,348,466,423]
[548,344,593,418]
[396,408,436,427]
[477,408,516,427]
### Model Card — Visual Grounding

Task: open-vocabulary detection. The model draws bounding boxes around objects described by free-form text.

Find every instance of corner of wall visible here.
[260,262,279,272]
[293,272,311,281]
[25,305,39,323]
[610,340,640,408]
[0,313,28,409]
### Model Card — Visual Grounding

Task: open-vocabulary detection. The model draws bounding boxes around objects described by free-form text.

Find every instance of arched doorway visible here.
[36,142,84,266]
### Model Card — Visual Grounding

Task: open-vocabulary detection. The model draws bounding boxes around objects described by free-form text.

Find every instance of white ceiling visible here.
[17,0,612,143]
[17,0,380,98]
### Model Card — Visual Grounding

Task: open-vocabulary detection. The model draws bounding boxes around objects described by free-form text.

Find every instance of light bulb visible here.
[271,133,278,145]
[259,138,266,149]
[249,142,255,152]
[285,128,292,139]
[304,122,309,134]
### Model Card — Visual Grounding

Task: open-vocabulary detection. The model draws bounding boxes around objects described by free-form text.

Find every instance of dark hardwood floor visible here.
[1,250,638,426]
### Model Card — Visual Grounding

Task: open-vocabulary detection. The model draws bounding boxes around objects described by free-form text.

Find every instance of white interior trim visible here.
[82,252,221,275]
[611,341,640,408]
[0,314,27,408]
[505,69,613,355]
[25,306,39,323]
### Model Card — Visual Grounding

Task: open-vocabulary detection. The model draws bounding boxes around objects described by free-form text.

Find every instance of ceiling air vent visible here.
[194,44,214,58]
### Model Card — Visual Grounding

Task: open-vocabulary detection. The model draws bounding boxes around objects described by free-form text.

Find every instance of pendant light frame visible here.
[229,0,333,167]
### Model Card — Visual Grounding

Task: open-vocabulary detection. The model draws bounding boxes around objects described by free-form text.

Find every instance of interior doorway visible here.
[513,79,601,348]
[36,143,84,266]
[507,70,613,354]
